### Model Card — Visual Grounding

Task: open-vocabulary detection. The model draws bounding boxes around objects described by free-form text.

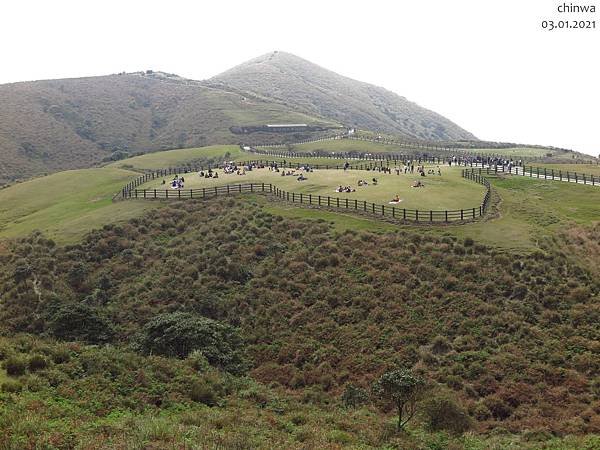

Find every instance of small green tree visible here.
[341,383,369,408]
[373,369,425,430]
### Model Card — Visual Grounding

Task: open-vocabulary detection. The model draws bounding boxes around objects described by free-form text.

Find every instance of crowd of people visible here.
[159,159,446,194]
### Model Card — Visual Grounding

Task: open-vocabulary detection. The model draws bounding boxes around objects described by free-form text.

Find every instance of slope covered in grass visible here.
[109,145,243,171]
[286,139,592,162]
[211,51,475,141]
[0,168,156,243]
[0,72,335,185]
[1,201,599,443]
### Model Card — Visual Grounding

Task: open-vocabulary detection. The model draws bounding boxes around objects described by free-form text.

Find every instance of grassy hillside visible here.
[1,145,600,447]
[0,73,335,185]
[109,145,243,171]
[286,139,593,162]
[1,201,599,447]
[1,144,598,249]
[0,168,156,244]
[2,336,598,449]
[210,52,476,141]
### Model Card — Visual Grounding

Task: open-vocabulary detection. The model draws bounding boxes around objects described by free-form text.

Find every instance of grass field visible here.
[285,139,594,161]
[533,163,600,177]
[259,173,600,251]
[1,143,598,250]
[0,168,157,244]
[109,145,243,171]
[140,165,485,211]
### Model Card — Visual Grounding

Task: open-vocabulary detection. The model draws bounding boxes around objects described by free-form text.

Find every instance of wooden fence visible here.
[118,165,492,224]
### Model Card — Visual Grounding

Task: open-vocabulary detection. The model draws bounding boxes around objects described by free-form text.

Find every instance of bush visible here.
[484,395,513,420]
[3,356,27,376]
[51,347,71,364]
[189,381,218,406]
[28,355,48,372]
[47,303,114,344]
[341,383,369,408]
[431,336,451,355]
[422,394,472,434]
[1,380,23,393]
[136,312,247,374]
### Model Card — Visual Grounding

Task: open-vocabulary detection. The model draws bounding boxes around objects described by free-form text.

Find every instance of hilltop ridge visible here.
[0,52,476,184]
[209,51,476,141]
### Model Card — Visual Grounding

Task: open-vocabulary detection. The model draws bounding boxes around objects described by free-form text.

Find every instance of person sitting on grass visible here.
[372,178,378,185]
[437,166,441,176]
[336,185,343,193]
[390,194,400,203]
[213,172,218,179]
[411,180,424,188]
[297,174,307,181]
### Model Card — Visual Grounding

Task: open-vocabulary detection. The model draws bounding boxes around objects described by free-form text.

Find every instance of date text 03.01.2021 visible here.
[542,20,596,30]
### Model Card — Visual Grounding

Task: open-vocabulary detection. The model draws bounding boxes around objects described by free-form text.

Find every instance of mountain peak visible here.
[212,52,475,141]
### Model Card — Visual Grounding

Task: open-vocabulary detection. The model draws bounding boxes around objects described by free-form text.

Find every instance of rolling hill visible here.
[0,71,335,185]
[209,51,476,142]
[0,52,477,185]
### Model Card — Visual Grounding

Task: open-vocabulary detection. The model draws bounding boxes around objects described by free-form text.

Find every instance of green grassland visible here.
[0,168,157,244]
[2,144,600,448]
[285,139,572,160]
[285,139,592,161]
[1,143,598,250]
[140,166,485,211]
[534,163,600,177]
[109,145,243,171]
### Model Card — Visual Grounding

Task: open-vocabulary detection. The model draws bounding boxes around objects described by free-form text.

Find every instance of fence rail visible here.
[118,164,492,224]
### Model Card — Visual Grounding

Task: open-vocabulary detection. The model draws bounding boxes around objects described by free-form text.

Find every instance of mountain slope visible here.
[0,73,333,184]
[0,52,477,185]
[210,51,476,142]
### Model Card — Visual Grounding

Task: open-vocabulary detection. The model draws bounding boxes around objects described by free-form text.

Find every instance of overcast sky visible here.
[2,0,598,156]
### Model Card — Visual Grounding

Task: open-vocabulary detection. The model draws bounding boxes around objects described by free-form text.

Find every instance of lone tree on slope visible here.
[373,368,426,430]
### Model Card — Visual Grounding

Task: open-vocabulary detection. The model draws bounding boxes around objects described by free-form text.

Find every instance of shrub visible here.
[422,394,472,434]
[431,336,451,355]
[484,395,513,420]
[51,347,71,364]
[186,350,210,372]
[28,355,48,372]
[3,356,27,376]
[1,380,23,393]
[341,383,369,408]
[189,381,218,406]
[136,312,247,374]
[47,303,114,344]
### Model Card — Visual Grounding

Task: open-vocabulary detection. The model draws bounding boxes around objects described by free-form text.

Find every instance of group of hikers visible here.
[336,185,356,193]
[199,168,219,179]
[162,175,185,189]
[358,178,378,186]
